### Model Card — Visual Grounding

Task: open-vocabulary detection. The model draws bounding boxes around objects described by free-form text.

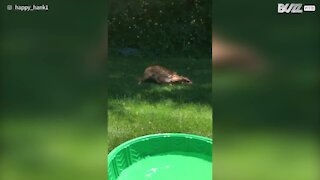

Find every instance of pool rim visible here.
[108,133,212,167]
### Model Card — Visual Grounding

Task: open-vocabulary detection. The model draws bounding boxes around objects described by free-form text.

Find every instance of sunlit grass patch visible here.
[108,98,212,151]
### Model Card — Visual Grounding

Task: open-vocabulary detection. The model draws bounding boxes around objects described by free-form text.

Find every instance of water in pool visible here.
[118,154,212,180]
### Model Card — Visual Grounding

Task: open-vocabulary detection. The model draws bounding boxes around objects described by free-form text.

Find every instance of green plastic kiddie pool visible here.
[108,133,212,180]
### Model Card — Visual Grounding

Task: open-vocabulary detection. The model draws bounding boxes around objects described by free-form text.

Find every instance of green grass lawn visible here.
[107,56,212,152]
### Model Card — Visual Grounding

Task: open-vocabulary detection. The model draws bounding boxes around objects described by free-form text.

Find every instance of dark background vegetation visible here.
[1,1,108,180]
[108,0,211,57]
[213,0,319,179]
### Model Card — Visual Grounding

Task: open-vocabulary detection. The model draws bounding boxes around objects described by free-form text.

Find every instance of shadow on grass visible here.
[107,56,212,106]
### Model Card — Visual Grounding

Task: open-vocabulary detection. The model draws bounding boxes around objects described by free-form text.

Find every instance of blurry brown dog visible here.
[139,65,192,85]
[212,34,266,71]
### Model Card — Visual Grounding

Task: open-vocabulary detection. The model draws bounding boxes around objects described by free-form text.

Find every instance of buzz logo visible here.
[278,3,316,13]
[278,3,303,13]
